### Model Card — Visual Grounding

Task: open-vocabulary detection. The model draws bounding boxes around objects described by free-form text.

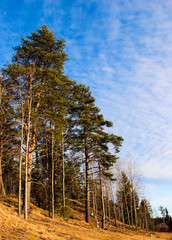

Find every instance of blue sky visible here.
[1,0,172,216]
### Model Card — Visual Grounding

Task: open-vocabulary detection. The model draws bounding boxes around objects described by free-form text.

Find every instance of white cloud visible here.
[102,66,114,73]
[68,0,172,183]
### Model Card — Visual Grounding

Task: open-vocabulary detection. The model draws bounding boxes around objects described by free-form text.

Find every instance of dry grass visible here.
[0,198,172,240]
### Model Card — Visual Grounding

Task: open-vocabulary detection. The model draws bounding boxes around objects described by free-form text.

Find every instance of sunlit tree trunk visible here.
[105,183,111,227]
[45,138,51,217]
[27,89,41,211]
[61,129,65,210]
[107,190,111,227]
[51,129,54,219]
[99,164,105,229]
[25,74,32,220]
[0,136,5,196]
[18,96,24,216]
[0,78,6,196]
[91,161,98,227]
[85,130,90,223]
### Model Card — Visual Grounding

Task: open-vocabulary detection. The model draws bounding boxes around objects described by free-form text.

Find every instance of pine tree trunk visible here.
[107,189,111,227]
[91,162,98,227]
[0,134,5,196]
[27,125,36,211]
[25,123,29,220]
[91,162,95,217]
[24,75,32,220]
[99,165,105,229]
[120,192,125,229]
[85,132,90,223]
[144,204,148,230]
[109,185,117,227]
[133,191,138,231]
[113,203,117,227]
[27,82,41,212]
[0,79,6,196]
[18,98,24,216]
[131,191,134,227]
[92,187,95,216]
[124,191,130,227]
[118,202,121,226]
[51,130,54,219]
[94,189,98,228]
[46,139,51,216]
[61,129,65,210]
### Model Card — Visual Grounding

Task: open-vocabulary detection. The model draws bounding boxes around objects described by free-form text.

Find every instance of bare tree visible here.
[126,156,143,231]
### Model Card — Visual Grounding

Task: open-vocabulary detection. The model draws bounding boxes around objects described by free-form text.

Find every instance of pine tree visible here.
[69,84,123,224]
[1,26,124,225]
[3,25,72,218]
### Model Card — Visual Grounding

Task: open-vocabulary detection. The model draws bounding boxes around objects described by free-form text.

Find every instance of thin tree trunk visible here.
[118,202,121,226]
[121,201,125,229]
[144,203,148,230]
[99,164,105,229]
[94,187,98,228]
[133,191,138,231]
[27,122,36,211]
[85,131,90,223]
[119,190,125,229]
[124,191,130,227]
[45,138,51,216]
[113,203,117,227]
[18,97,24,216]
[24,74,32,220]
[107,188,111,227]
[61,129,65,210]
[51,130,54,219]
[35,137,39,165]
[91,162,95,217]
[130,191,134,227]
[109,184,117,227]
[0,136,5,196]
[105,183,111,227]
[0,78,6,196]
[92,186,95,216]
[27,83,41,211]
[91,161,98,227]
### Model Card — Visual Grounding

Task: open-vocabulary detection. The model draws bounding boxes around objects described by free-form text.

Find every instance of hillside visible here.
[0,197,172,240]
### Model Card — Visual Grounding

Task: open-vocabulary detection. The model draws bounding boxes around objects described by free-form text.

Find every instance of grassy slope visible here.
[0,197,172,240]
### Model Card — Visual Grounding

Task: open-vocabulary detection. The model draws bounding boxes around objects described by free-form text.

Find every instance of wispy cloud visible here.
[76,1,172,182]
